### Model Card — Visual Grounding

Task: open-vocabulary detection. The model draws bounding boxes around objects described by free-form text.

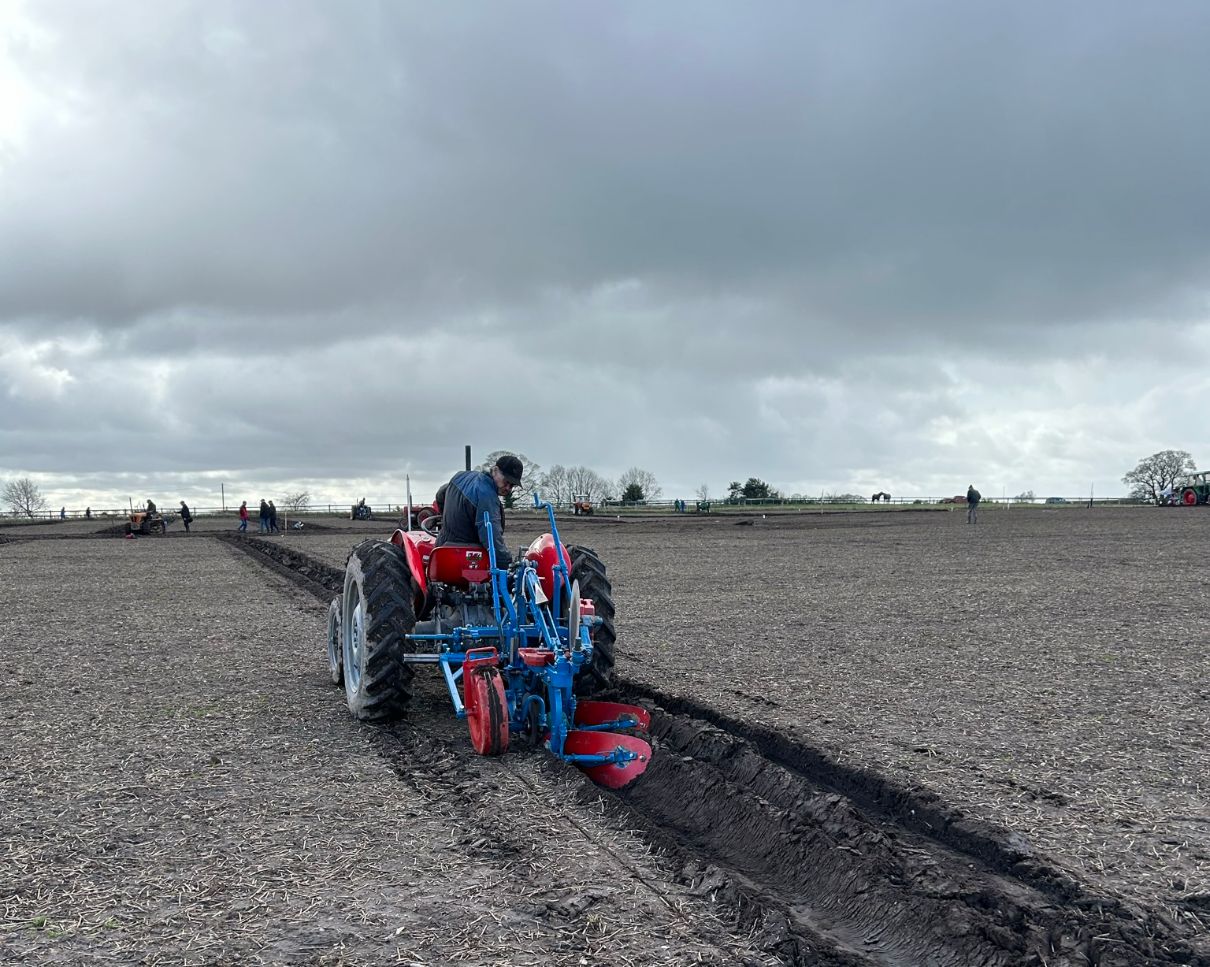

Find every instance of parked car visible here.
[939,495,968,504]
[1044,497,1067,504]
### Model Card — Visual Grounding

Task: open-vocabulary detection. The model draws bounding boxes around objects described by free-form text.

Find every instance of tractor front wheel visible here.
[341,539,416,721]
[568,545,616,696]
[326,597,343,686]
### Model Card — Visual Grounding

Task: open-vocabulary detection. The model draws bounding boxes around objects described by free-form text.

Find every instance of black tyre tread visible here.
[345,539,416,721]
[567,544,616,696]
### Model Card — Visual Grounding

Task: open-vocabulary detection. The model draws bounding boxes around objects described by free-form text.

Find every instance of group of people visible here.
[237,500,279,533]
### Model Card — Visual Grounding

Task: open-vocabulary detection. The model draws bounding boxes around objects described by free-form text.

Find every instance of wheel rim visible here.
[466,669,509,755]
[326,606,341,678]
[1183,489,1197,506]
[344,589,365,691]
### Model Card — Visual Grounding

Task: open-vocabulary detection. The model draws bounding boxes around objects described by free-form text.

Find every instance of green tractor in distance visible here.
[1173,471,1210,506]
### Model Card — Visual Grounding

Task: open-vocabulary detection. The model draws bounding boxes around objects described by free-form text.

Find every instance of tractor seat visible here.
[427,544,491,588]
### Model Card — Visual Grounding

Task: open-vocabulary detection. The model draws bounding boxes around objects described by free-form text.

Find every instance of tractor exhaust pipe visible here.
[465,445,471,471]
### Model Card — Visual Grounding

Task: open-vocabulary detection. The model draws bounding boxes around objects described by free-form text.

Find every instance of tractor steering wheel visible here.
[420,514,442,536]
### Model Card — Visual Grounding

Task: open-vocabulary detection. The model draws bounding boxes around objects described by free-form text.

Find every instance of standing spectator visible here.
[258,499,270,533]
[268,500,279,533]
[179,501,193,533]
[239,501,249,532]
[966,484,982,525]
[85,507,91,520]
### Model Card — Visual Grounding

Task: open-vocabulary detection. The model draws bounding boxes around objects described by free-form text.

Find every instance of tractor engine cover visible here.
[524,534,571,600]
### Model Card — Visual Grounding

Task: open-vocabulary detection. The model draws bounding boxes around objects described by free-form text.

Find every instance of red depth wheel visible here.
[465,667,510,756]
[1183,489,1198,506]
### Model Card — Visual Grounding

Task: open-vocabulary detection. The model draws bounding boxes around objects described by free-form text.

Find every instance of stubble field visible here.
[2,506,1207,965]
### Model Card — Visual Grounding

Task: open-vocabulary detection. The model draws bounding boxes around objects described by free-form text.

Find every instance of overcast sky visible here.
[2,1,1209,510]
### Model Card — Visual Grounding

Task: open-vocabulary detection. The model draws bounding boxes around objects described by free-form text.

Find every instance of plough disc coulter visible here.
[333,493,651,788]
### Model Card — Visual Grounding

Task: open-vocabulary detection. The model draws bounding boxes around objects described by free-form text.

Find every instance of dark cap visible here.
[495,454,523,486]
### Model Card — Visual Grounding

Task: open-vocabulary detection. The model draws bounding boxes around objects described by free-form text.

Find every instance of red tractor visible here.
[326,494,649,788]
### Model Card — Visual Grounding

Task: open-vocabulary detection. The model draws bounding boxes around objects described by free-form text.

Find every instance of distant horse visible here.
[871,491,891,503]
[871,493,881,503]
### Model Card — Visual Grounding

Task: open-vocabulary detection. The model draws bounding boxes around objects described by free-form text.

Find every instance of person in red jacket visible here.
[238,501,249,532]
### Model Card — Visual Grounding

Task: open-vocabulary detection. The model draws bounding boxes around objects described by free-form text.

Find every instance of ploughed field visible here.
[2,507,1208,965]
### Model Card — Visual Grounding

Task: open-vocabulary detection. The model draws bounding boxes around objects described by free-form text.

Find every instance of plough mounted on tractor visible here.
[326,493,651,788]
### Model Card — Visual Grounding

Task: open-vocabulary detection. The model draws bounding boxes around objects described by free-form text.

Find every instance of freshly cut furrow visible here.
[216,533,344,597]
[597,701,1197,967]
[221,533,1207,967]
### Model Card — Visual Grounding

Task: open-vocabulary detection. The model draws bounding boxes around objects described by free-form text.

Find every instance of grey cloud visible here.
[4,2,1209,331]
[3,2,1210,505]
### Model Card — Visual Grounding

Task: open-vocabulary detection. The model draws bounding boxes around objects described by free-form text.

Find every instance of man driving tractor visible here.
[435,454,523,567]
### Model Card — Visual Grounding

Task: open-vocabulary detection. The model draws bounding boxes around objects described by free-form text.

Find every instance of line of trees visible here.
[474,453,664,505]
[539,465,664,504]
[8,449,1196,518]
[728,478,779,500]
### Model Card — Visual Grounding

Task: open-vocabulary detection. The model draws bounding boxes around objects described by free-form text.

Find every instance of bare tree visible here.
[539,465,571,506]
[617,467,662,502]
[476,451,542,503]
[2,476,48,518]
[282,491,311,513]
[695,483,710,502]
[566,466,612,503]
[1122,449,1196,503]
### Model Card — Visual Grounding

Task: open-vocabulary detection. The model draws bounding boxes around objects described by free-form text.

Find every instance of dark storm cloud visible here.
[5,2,1210,334]
[2,1,1210,504]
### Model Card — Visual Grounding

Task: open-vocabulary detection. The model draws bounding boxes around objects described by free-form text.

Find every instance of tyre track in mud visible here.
[220,534,1206,967]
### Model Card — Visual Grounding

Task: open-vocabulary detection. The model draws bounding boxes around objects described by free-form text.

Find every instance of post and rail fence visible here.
[0,495,1161,523]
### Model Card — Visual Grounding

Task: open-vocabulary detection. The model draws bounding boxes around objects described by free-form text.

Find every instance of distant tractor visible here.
[351,499,372,520]
[572,494,594,516]
[126,510,172,536]
[1174,472,1210,506]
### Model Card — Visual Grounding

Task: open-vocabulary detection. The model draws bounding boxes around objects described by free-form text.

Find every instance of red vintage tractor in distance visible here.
[325,493,651,788]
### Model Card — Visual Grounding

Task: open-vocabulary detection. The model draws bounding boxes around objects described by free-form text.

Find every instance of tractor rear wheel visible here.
[341,539,416,721]
[1183,489,1198,506]
[567,545,616,696]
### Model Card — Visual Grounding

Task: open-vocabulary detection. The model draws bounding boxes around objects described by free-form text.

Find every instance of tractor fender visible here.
[390,529,433,605]
[524,533,572,600]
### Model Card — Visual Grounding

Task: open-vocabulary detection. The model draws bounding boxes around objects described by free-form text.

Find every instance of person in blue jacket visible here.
[436,454,523,566]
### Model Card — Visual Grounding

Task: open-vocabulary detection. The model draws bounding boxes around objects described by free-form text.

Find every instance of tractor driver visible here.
[435,454,523,567]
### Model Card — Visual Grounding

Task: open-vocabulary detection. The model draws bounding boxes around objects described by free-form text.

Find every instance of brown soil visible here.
[0,538,777,966]
[3,507,1208,964]
[553,507,1210,932]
